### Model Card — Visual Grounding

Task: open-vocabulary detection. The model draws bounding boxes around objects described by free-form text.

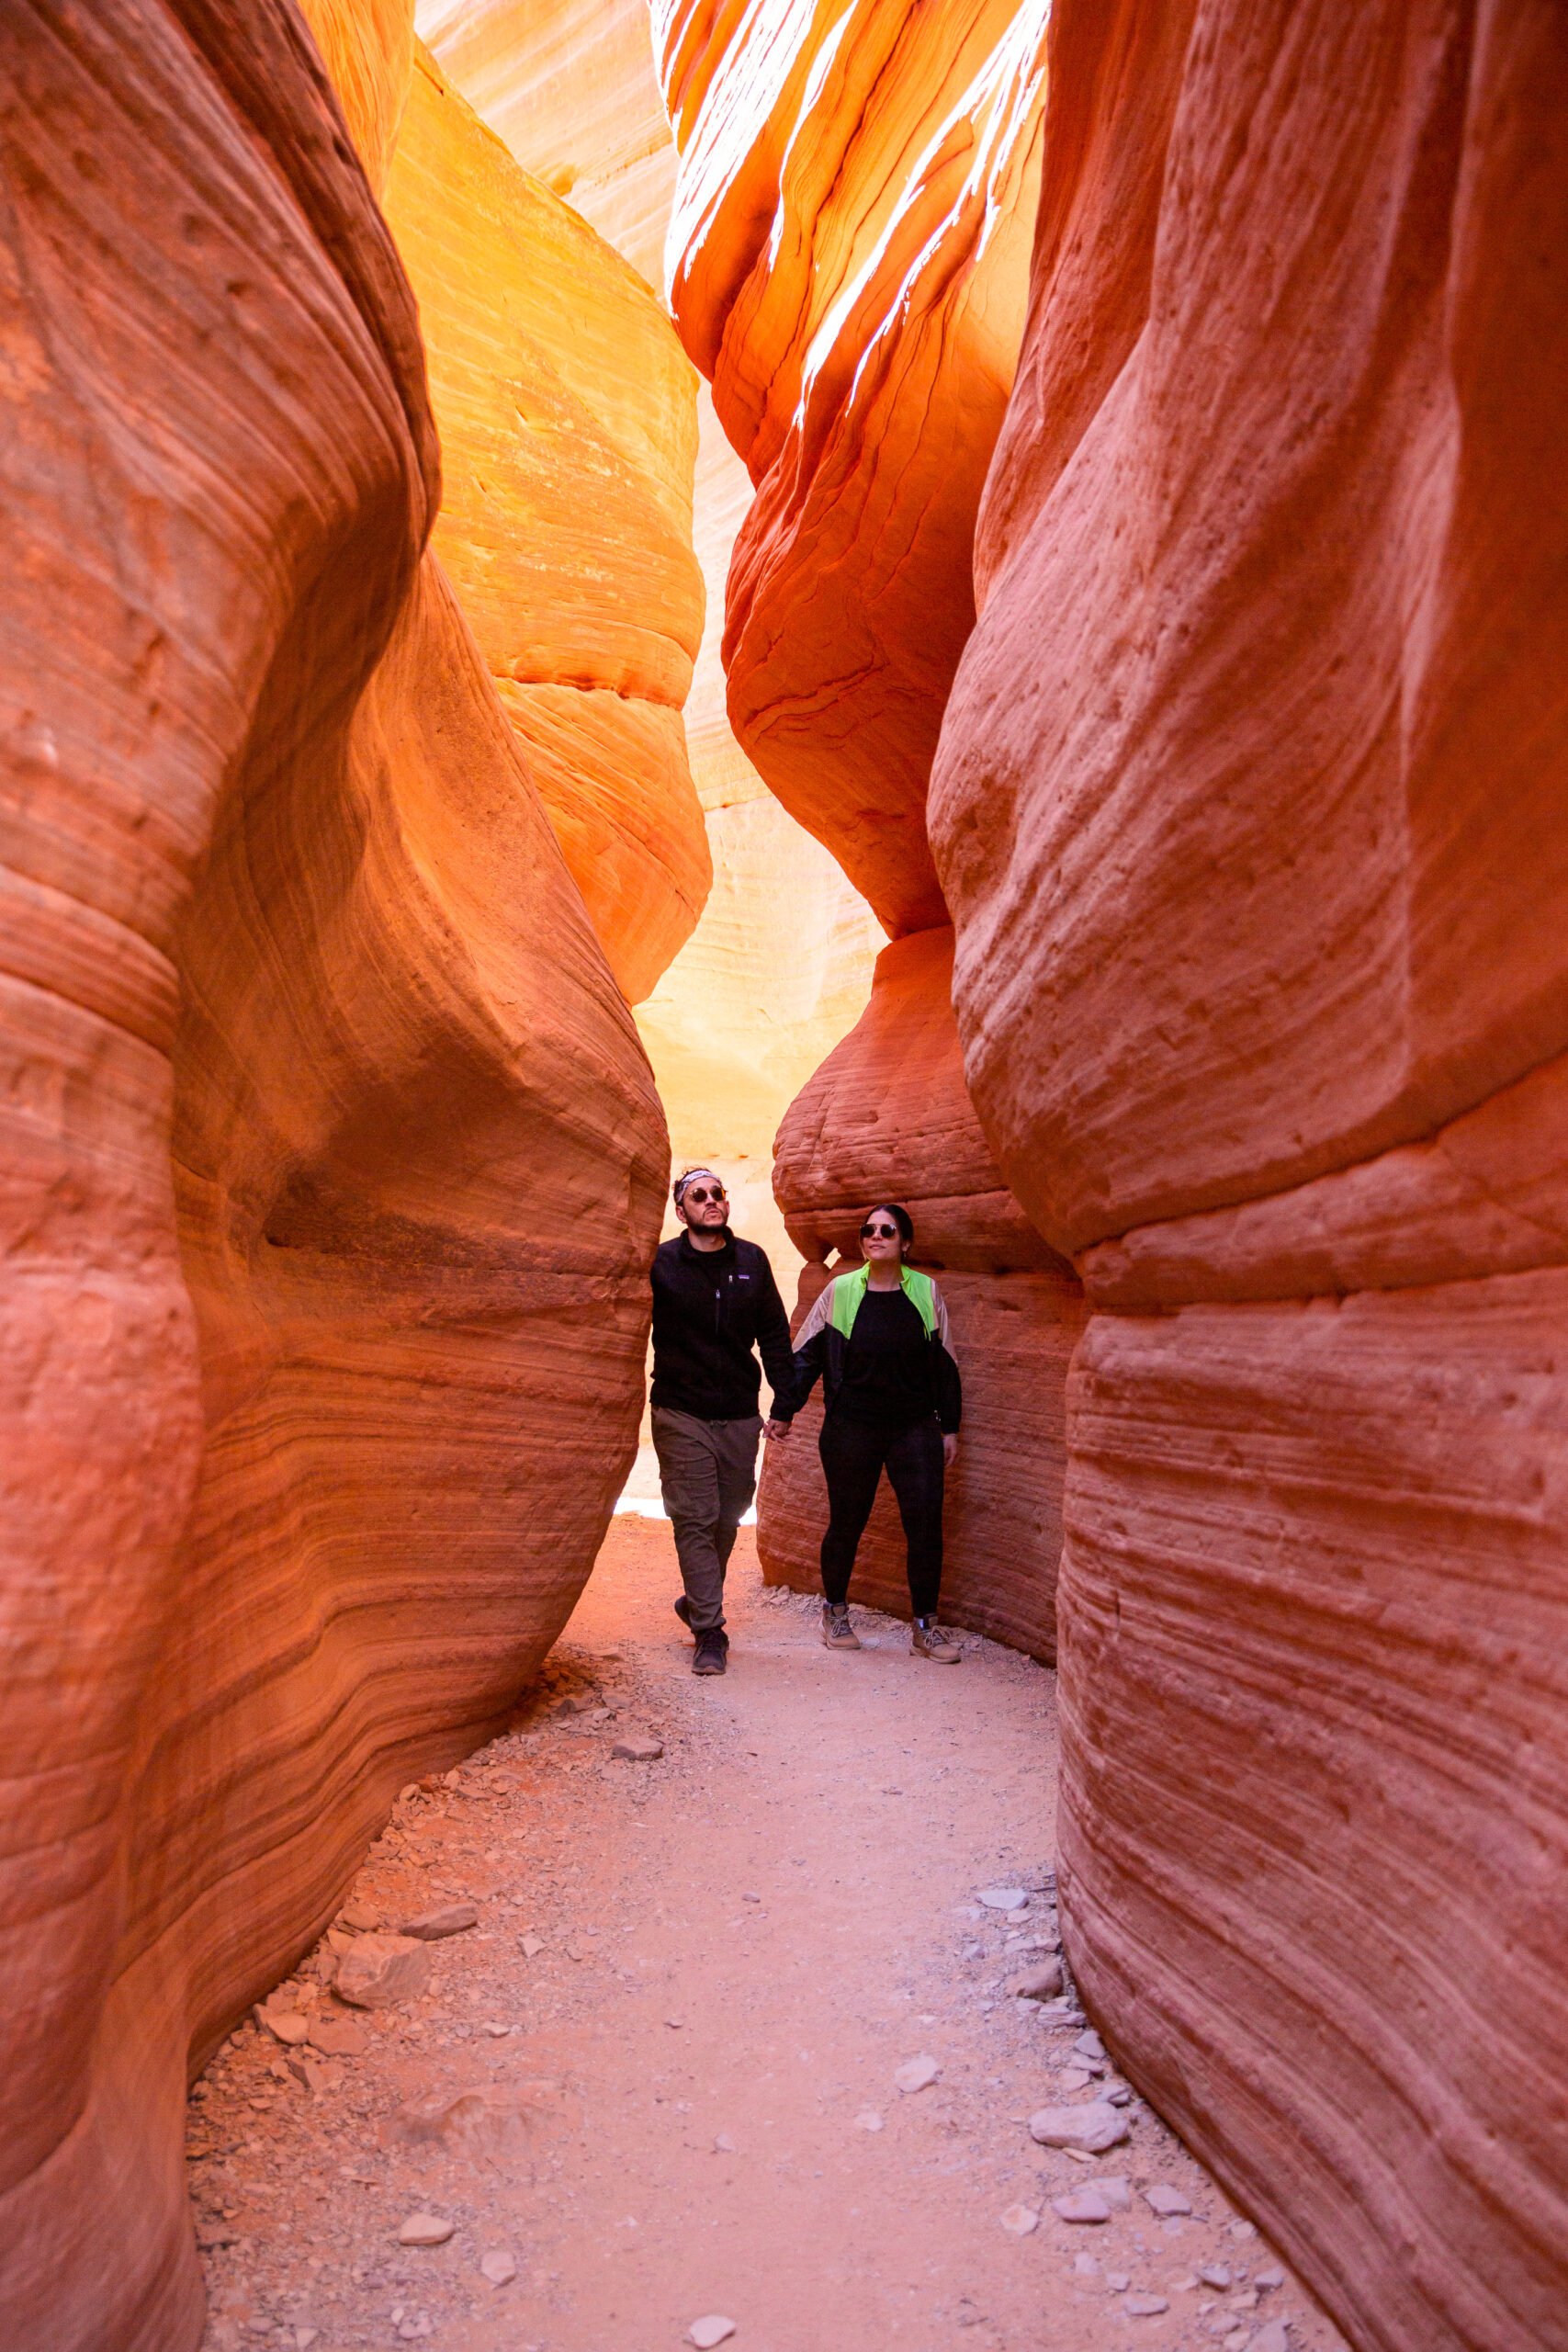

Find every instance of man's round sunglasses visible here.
[683,1185,727,1204]
[861,1221,900,1238]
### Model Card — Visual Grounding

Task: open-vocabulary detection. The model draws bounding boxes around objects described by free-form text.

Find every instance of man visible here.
[649,1168,795,1675]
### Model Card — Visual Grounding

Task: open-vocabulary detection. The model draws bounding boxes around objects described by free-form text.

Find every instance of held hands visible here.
[942,1432,959,1469]
[764,1419,793,1442]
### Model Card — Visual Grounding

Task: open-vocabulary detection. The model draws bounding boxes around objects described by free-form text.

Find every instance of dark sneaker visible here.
[911,1617,962,1663]
[693,1626,728,1676]
[820,1603,862,1651]
[673,1595,693,1633]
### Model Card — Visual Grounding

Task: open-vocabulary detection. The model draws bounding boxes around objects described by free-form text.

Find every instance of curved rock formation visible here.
[655,0,1049,935]
[758,930,1085,1655]
[413,0,676,287]
[0,7,666,2347]
[385,40,708,1004]
[415,5,886,1268]
[930,4,1568,2346]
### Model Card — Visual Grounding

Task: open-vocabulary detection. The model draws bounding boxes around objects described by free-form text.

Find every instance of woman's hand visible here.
[942,1432,959,1469]
[764,1419,793,1442]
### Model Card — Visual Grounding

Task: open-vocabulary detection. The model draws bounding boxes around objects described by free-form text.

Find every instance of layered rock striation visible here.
[758,931,1085,1656]
[417,3,886,1250]
[655,0,1050,936]
[385,39,708,1005]
[930,4,1568,2346]
[0,6,668,2347]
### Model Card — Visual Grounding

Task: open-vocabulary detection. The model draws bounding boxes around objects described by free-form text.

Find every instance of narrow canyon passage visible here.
[190,1522,1346,2352]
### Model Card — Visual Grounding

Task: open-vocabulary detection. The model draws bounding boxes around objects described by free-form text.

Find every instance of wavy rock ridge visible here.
[930,4,1568,2347]
[417,0,886,1263]
[655,0,1050,937]
[385,37,708,1004]
[0,6,674,2346]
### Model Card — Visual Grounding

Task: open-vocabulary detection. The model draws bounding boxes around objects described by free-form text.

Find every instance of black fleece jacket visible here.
[649,1231,796,1422]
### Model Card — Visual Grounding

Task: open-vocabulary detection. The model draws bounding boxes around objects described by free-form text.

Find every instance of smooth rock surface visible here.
[773,931,1067,1276]
[894,2055,940,2095]
[0,10,666,2348]
[400,1905,479,1940]
[333,1934,433,2010]
[1028,2103,1129,2154]
[383,40,709,1003]
[654,0,1050,934]
[925,7,1568,2351]
[398,2213,457,2248]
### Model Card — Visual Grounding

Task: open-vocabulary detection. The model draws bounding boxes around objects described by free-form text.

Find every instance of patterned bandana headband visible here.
[673,1168,723,1210]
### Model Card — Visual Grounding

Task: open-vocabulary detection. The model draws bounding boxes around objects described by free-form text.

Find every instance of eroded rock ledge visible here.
[0,6,675,2346]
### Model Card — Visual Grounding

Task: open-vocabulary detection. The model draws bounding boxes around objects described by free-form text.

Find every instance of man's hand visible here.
[764,1419,793,1442]
[942,1433,959,1470]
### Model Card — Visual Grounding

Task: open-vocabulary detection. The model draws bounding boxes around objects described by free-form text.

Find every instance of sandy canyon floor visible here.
[191,1520,1349,2352]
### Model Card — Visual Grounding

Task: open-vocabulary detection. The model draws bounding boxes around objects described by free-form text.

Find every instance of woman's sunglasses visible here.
[860,1221,899,1239]
[683,1185,727,1205]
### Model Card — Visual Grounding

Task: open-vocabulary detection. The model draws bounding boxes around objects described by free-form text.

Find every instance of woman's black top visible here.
[831,1288,939,1429]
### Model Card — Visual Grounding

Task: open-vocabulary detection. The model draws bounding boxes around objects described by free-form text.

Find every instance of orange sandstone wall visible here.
[757,932,1085,1655]
[0,7,666,2349]
[655,0,1050,936]
[384,40,708,1005]
[930,5,1568,2347]
[417,2,886,1249]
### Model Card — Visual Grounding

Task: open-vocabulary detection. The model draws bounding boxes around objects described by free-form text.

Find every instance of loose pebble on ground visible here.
[190,1520,1351,2352]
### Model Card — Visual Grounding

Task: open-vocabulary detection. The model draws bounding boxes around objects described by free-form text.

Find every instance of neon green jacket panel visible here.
[825,1261,939,1340]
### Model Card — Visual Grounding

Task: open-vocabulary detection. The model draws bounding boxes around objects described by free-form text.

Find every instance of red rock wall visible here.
[0,7,666,2347]
[929,4,1568,2346]
[758,931,1086,1655]
[655,0,1049,936]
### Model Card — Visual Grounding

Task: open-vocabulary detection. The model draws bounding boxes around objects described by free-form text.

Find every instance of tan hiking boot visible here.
[911,1617,961,1663]
[821,1603,862,1651]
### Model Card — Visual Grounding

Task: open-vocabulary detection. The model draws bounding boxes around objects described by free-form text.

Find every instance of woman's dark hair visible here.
[867,1202,915,1248]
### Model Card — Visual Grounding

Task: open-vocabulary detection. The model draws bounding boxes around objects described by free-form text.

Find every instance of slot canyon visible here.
[1,2,1563,2350]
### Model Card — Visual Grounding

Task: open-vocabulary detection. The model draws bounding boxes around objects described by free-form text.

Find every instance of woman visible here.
[786,1204,963,1662]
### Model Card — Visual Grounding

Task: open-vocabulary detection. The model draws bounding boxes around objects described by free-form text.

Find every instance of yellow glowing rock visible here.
[384,43,709,1001]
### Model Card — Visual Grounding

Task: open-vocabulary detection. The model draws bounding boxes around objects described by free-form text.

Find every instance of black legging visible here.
[818,1411,944,1618]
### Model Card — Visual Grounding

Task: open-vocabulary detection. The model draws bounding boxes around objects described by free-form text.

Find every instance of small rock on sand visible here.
[520,1934,544,1958]
[1252,2327,1292,2352]
[333,1933,433,2011]
[400,1905,479,1940]
[339,1902,378,1931]
[1006,1961,1063,2001]
[1052,2188,1111,2224]
[977,1888,1026,1911]
[1125,2292,1169,2315]
[612,1735,663,1762]
[306,2015,367,2058]
[854,2109,884,2132]
[999,2204,1039,2235]
[1143,2184,1191,2217]
[257,2009,310,2047]
[894,2055,940,2095]
[479,2249,516,2286]
[397,2212,455,2247]
[688,2318,736,2348]
[1028,2101,1129,2152]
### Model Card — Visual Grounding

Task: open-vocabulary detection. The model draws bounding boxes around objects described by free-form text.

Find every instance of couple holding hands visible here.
[648,1165,962,1677]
